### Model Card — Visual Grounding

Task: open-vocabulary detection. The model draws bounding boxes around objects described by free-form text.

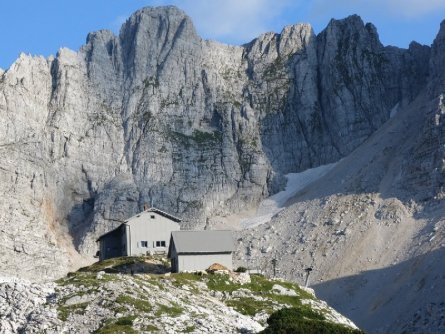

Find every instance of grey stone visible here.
[0,5,442,301]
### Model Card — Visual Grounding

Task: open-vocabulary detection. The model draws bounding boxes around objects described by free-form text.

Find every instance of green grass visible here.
[57,302,89,321]
[56,271,118,289]
[183,325,195,333]
[115,316,136,326]
[191,130,222,143]
[205,273,311,298]
[78,256,148,273]
[171,272,202,282]
[206,274,240,292]
[261,307,365,334]
[115,294,152,313]
[204,273,317,317]
[226,297,275,316]
[169,130,222,147]
[95,316,138,334]
[167,272,202,293]
[155,303,184,317]
[95,324,137,334]
[145,278,166,290]
[143,324,159,332]
[56,260,360,332]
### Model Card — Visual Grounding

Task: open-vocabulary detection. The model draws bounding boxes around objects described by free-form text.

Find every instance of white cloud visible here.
[149,0,300,43]
[111,15,129,33]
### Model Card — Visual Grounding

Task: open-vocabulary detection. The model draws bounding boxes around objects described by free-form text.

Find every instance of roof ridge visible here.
[146,207,182,222]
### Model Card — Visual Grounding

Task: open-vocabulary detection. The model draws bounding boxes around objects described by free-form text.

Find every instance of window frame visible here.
[155,240,166,248]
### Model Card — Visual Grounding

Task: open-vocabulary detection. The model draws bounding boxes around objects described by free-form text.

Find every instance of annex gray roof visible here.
[171,230,234,254]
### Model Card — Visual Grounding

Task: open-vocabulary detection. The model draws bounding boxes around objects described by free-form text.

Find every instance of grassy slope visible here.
[55,256,362,333]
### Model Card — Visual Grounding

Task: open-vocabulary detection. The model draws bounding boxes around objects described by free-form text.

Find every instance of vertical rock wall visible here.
[0,6,434,279]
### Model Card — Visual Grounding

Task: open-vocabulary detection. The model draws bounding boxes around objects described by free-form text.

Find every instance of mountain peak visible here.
[121,5,194,36]
[327,14,364,29]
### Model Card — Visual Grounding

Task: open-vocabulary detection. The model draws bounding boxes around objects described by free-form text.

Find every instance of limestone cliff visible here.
[235,20,445,333]
[0,6,436,280]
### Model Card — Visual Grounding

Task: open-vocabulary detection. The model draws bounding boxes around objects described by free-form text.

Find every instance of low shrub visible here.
[261,307,366,334]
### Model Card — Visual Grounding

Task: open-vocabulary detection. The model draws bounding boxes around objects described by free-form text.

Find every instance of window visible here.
[141,241,148,247]
[155,241,166,247]
[150,215,155,219]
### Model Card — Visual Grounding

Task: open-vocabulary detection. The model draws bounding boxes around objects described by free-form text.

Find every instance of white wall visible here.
[127,211,180,256]
[177,253,233,272]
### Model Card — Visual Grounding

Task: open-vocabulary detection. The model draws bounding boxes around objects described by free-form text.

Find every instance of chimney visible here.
[304,267,313,287]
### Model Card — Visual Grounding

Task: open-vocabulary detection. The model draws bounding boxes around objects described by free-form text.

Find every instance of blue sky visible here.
[1,0,444,70]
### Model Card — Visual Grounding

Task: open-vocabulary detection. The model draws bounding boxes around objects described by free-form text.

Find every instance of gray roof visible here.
[96,224,125,242]
[133,207,181,223]
[171,230,234,253]
[97,207,180,242]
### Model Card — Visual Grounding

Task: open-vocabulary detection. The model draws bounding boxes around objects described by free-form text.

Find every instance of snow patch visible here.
[390,102,400,118]
[241,163,337,229]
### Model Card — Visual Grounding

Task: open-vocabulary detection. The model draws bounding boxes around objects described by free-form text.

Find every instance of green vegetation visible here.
[169,129,222,147]
[158,145,168,153]
[56,271,117,289]
[235,266,247,273]
[263,57,286,80]
[206,273,240,292]
[207,273,293,294]
[221,68,242,81]
[160,98,179,110]
[143,324,159,332]
[233,100,242,108]
[170,272,201,284]
[95,316,138,334]
[143,76,159,88]
[55,257,362,333]
[226,297,275,316]
[78,256,148,273]
[191,130,222,143]
[261,307,365,334]
[115,316,136,326]
[155,303,184,317]
[205,273,317,320]
[116,294,152,313]
[183,325,196,333]
[57,302,89,321]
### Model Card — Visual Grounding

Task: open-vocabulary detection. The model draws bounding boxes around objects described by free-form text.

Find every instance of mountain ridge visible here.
[0,3,437,277]
[1,6,445,332]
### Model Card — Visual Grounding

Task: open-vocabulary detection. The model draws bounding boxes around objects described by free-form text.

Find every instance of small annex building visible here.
[168,230,234,273]
[97,208,181,261]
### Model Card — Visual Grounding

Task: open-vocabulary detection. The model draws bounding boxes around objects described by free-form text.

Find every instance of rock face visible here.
[0,278,60,333]
[0,265,359,333]
[0,5,441,283]
[235,35,445,331]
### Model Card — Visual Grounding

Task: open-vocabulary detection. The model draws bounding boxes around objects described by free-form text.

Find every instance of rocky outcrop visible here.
[0,263,359,333]
[235,88,445,333]
[0,278,60,333]
[429,20,445,97]
[0,6,438,280]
